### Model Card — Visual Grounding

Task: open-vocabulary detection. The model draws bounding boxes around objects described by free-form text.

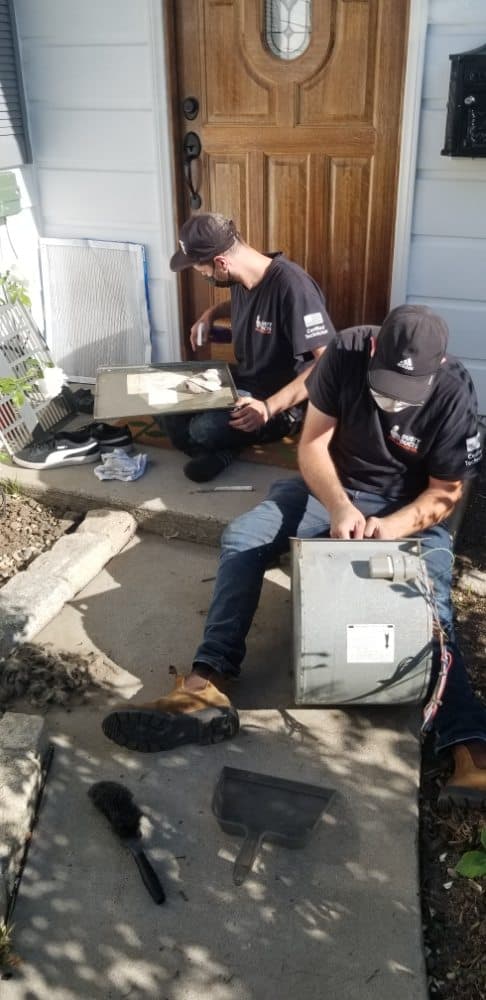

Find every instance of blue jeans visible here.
[162,392,300,456]
[194,477,486,751]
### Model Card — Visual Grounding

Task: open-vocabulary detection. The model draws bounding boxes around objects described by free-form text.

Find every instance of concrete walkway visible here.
[0,443,301,545]
[0,447,427,999]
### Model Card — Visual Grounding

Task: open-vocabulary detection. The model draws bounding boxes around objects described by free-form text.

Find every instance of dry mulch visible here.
[0,481,485,997]
[0,486,103,710]
[0,487,75,584]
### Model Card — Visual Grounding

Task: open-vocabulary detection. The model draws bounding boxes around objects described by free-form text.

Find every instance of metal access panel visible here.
[292,538,434,706]
[94,362,238,420]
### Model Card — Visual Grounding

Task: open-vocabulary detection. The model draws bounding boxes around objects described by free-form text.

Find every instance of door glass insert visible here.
[264,0,312,61]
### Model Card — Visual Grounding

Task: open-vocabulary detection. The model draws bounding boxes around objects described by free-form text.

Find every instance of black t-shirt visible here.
[230,253,335,398]
[306,326,482,499]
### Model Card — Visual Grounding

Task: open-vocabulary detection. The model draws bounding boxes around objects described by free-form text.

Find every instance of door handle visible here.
[183,131,202,210]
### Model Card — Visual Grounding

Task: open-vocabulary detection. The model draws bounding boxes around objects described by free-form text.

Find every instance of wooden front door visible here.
[167,0,409,355]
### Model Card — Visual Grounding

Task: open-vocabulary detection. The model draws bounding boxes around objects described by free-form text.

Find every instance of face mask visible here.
[203,274,236,288]
[202,263,236,288]
[369,389,421,413]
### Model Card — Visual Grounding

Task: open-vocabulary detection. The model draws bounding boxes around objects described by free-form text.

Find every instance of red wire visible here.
[421,645,453,734]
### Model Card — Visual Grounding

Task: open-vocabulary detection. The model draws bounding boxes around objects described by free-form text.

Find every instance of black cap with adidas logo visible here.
[368,304,449,405]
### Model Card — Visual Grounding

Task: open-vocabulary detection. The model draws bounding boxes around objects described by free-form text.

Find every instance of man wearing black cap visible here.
[103,304,486,808]
[164,213,336,482]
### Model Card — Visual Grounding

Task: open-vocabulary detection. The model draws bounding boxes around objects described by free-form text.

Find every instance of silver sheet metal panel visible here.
[292,539,433,706]
[94,362,238,420]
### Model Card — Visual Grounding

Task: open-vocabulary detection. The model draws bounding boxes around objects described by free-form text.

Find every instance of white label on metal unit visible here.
[346,624,395,663]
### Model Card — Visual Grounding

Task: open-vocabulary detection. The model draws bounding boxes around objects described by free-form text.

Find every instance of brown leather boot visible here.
[102,675,239,753]
[438,742,486,809]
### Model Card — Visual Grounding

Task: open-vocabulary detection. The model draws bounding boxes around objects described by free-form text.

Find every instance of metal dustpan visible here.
[212,766,334,885]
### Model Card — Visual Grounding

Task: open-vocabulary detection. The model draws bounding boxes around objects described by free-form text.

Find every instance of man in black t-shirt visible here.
[305,317,481,506]
[163,213,335,482]
[103,305,486,808]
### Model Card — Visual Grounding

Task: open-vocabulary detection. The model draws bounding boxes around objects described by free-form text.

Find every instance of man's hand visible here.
[189,301,232,351]
[189,316,210,352]
[229,398,269,433]
[364,516,397,539]
[329,502,366,539]
[364,516,385,539]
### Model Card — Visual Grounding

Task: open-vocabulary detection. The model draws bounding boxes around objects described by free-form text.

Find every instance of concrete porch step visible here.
[0,444,297,546]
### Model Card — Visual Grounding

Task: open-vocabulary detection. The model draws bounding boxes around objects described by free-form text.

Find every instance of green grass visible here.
[0,477,23,495]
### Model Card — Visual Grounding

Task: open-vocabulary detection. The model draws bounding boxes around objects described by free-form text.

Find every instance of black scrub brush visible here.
[88,780,166,904]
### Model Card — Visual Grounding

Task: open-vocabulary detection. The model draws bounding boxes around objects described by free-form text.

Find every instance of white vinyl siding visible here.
[12,0,179,361]
[406,1,486,411]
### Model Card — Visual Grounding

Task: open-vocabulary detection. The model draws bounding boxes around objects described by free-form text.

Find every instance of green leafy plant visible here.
[0,270,31,307]
[0,357,44,407]
[0,277,47,411]
[455,825,486,878]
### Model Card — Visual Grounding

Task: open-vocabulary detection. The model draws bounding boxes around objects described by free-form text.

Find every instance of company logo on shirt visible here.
[255,314,272,335]
[397,357,414,371]
[389,424,421,453]
[303,312,328,340]
[465,431,482,467]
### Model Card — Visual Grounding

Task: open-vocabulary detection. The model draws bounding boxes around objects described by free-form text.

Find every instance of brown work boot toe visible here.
[438,743,486,809]
[102,676,239,753]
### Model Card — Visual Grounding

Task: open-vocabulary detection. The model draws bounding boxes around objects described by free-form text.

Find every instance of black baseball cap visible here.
[170,214,238,271]
[368,305,448,405]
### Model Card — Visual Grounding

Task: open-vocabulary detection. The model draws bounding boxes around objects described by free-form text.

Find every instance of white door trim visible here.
[390,0,429,308]
[149,0,181,360]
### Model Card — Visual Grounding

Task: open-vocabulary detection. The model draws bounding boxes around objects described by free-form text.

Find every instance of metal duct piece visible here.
[292,538,433,706]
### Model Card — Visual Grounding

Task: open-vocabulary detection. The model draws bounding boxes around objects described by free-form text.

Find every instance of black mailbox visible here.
[442,42,486,157]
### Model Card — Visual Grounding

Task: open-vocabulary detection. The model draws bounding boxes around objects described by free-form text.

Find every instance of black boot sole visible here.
[102,705,239,752]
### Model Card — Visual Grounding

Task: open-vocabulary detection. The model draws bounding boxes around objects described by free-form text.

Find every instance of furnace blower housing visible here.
[292,539,434,706]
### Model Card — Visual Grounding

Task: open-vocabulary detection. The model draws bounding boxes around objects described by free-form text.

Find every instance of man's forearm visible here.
[201,300,232,325]
[298,439,350,514]
[376,484,463,539]
[265,361,318,417]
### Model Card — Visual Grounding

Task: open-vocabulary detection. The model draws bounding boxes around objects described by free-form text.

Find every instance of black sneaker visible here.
[13,431,99,470]
[78,422,133,453]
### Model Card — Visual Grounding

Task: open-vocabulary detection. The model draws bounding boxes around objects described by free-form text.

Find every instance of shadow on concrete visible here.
[3,533,425,999]
[7,711,423,1000]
